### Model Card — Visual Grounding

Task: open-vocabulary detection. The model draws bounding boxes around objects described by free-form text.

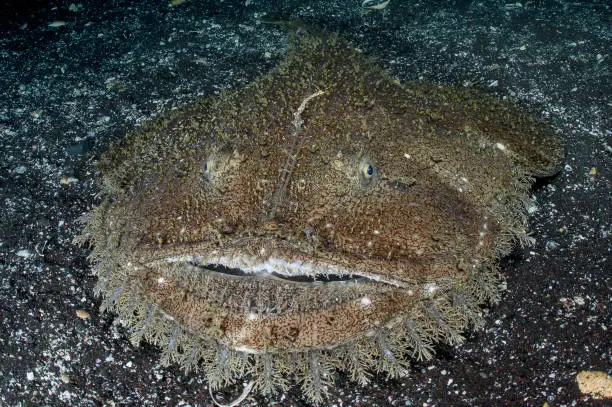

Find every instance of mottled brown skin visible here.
[82,27,564,400]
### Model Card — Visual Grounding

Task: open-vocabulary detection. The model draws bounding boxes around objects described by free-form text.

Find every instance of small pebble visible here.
[545,240,560,251]
[76,310,90,319]
[60,177,79,185]
[60,372,70,383]
[577,371,612,398]
[16,249,34,259]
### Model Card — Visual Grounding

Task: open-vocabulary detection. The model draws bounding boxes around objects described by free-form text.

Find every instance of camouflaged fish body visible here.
[80,27,564,401]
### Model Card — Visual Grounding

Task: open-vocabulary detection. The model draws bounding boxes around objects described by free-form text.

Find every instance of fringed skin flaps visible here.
[73,186,504,402]
[71,22,566,403]
[74,179,509,403]
[337,342,372,385]
[373,328,410,378]
[487,170,537,258]
[81,238,503,403]
[252,352,291,395]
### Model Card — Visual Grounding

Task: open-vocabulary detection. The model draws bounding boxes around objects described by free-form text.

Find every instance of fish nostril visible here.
[388,178,416,192]
[303,227,313,240]
[262,220,280,231]
[220,225,234,234]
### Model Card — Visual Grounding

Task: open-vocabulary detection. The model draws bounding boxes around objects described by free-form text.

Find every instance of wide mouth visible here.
[136,252,425,351]
[163,254,407,288]
[139,232,465,286]
[199,262,366,284]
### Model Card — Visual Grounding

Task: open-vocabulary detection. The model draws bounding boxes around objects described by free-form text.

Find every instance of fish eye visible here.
[359,159,375,185]
[203,157,214,180]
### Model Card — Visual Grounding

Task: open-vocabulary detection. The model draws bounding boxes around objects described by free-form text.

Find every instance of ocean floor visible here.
[0,1,609,406]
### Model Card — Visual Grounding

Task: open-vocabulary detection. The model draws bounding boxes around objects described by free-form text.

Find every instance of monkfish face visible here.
[122,125,498,290]
[82,26,563,402]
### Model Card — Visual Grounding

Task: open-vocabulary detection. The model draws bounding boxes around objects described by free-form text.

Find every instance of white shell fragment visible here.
[362,0,391,10]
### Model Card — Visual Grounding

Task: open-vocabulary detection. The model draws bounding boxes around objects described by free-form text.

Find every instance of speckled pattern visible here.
[0,1,609,406]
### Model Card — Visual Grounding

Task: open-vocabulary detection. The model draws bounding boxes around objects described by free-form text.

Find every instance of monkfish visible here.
[78,25,564,402]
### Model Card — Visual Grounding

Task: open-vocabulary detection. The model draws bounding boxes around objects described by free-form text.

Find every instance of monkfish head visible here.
[82,27,563,401]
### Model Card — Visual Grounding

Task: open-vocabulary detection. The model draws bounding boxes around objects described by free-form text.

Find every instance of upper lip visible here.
[153,253,408,288]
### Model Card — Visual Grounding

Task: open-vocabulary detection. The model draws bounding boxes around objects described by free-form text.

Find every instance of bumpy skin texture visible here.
[80,27,564,401]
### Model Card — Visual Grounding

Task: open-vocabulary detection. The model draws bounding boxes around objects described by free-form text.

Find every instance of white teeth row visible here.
[168,254,351,279]
[165,254,409,288]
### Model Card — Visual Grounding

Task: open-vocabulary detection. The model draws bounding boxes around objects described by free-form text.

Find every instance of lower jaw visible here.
[129,258,420,351]
[92,243,499,400]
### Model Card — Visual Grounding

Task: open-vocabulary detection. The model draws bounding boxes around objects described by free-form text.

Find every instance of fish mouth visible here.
[162,253,406,287]
[142,230,464,289]
[135,250,424,353]
[193,262,367,284]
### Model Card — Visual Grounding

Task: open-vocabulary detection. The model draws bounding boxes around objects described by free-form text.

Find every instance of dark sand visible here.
[1,1,609,406]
